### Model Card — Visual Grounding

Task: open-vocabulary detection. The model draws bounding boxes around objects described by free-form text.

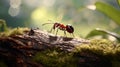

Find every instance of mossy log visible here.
[0,29,112,67]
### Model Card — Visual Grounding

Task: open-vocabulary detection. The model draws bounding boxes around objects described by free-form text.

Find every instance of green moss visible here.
[33,49,78,67]
[76,39,118,58]
[32,39,120,67]
[0,27,29,37]
[75,39,120,67]
[0,19,8,32]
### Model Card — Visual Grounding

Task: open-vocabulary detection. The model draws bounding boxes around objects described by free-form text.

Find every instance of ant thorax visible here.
[58,24,66,31]
[53,23,66,30]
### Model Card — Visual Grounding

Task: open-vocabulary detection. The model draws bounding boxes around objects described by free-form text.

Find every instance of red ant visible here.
[42,22,74,37]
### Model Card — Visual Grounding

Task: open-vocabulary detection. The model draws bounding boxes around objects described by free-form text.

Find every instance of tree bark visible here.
[0,29,111,67]
[0,29,89,67]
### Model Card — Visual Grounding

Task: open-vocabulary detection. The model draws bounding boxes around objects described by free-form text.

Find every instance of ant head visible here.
[54,22,60,26]
[53,22,60,29]
[66,24,74,33]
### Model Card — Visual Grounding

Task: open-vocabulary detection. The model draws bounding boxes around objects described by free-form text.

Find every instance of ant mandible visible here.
[42,21,74,37]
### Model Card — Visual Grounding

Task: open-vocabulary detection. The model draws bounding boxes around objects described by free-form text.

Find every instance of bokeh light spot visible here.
[10,0,21,8]
[8,7,20,17]
[86,5,96,10]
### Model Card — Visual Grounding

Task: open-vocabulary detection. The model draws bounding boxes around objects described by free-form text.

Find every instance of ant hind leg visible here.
[64,31,67,37]
[49,27,53,33]
[70,33,75,37]
[72,33,75,37]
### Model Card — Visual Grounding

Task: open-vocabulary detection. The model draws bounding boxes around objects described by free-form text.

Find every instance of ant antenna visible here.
[42,23,54,26]
[42,20,55,26]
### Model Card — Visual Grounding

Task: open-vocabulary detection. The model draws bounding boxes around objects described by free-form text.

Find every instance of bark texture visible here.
[0,29,111,67]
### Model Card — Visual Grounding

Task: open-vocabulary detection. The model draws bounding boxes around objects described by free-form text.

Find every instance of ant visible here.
[42,21,74,37]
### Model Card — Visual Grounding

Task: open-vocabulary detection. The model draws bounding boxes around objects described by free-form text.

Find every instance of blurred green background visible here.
[0,0,119,38]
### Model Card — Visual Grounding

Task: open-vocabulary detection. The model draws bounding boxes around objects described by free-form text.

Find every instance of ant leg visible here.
[50,28,55,34]
[64,30,67,37]
[50,27,53,33]
[72,33,75,37]
[56,28,58,36]
[53,29,55,34]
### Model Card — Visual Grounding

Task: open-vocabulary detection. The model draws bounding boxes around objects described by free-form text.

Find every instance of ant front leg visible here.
[56,28,59,36]
[50,27,55,34]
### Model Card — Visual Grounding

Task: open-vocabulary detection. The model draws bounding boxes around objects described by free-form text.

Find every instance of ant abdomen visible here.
[66,24,74,33]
